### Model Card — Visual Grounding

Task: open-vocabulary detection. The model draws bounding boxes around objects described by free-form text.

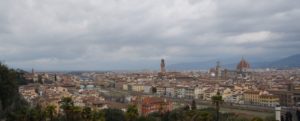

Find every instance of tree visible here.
[92,110,106,121]
[103,108,125,121]
[28,108,40,121]
[0,62,28,119]
[34,104,46,121]
[192,111,213,121]
[0,63,18,110]
[297,109,300,121]
[45,105,57,121]
[183,105,190,111]
[6,107,29,121]
[211,91,223,121]
[167,109,185,121]
[191,100,197,110]
[285,111,293,121]
[126,105,139,121]
[71,106,82,121]
[152,87,157,94]
[82,107,92,121]
[220,113,238,121]
[59,97,74,121]
[37,75,43,84]
[136,116,157,121]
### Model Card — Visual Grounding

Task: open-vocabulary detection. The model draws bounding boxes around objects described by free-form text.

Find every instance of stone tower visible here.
[216,61,221,79]
[160,59,166,73]
[32,68,35,75]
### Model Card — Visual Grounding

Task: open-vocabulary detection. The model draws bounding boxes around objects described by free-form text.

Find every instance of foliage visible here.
[264,115,276,121]
[6,106,46,121]
[103,108,125,121]
[3,97,273,121]
[251,117,264,121]
[45,105,57,121]
[191,99,197,110]
[91,110,106,121]
[82,107,93,120]
[0,62,29,119]
[152,87,157,94]
[136,116,157,121]
[60,97,75,121]
[126,105,139,121]
[211,91,223,121]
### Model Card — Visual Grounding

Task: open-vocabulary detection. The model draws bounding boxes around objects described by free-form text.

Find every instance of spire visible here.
[216,61,220,68]
[32,68,35,75]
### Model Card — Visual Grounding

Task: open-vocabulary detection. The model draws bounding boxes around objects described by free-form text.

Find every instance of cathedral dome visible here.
[237,58,250,70]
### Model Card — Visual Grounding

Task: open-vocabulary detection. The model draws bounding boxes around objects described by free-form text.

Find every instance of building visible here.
[143,85,153,93]
[160,59,166,73]
[237,57,250,72]
[132,84,144,92]
[243,91,260,105]
[19,85,38,103]
[123,84,128,91]
[165,87,175,97]
[156,86,166,96]
[140,97,172,115]
[185,87,195,99]
[215,61,221,79]
[258,95,279,107]
[243,90,279,107]
[269,90,300,107]
[158,59,166,77]
[175,86,186,98]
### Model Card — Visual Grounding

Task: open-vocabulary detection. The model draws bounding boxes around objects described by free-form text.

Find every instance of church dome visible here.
[237,58,250,70]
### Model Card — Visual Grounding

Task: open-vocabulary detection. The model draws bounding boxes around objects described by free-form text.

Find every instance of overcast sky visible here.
[1,0,300,71]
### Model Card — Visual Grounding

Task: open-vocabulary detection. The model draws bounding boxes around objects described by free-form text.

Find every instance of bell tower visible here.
[160,59,166,73]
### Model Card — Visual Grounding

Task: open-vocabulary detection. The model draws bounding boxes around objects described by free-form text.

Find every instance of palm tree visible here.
[211,91,223,121]
[125,105,139,121]
[45,105,56,121]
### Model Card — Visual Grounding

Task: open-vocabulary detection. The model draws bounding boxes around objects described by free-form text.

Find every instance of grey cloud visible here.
[0,0,299,70]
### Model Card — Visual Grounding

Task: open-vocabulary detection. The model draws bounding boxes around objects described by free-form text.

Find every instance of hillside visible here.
[168,54,300,70]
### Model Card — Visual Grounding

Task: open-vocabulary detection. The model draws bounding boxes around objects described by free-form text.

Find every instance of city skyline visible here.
[1,0,300,70]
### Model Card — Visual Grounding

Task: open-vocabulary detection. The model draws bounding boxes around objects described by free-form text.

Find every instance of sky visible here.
[0,0,300,71]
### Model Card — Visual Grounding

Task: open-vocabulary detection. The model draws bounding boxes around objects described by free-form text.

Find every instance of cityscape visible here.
[1,57,299,121]
[1,0,300,121]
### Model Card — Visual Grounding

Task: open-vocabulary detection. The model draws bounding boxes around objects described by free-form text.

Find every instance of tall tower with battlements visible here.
[160,59,166,73]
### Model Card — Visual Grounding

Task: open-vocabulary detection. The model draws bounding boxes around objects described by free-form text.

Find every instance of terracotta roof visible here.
[259,95,278,99]
[244,90,260,94]
[237,58,250,70]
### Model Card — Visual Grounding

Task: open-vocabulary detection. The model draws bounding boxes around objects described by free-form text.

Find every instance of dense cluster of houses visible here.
[19,58,300,115]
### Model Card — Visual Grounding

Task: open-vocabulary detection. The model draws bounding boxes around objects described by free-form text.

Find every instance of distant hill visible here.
[168,54,300,70]
[259,54,300,68]
[168,61,215,71]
